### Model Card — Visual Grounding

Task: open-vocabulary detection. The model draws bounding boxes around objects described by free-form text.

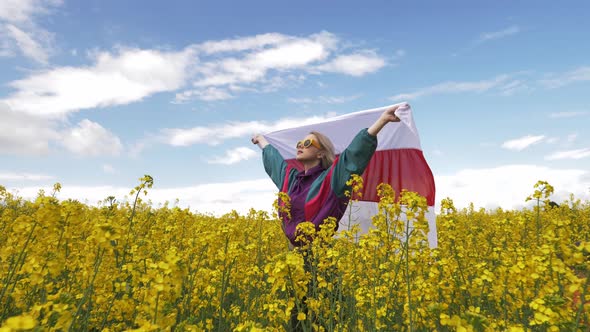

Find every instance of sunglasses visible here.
[296,138,322,149]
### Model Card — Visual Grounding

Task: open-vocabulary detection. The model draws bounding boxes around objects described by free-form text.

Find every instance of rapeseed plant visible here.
[0,177,588,331]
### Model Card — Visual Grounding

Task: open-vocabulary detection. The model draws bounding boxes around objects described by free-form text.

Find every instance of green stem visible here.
[535,198,540,246]
[153,291,160,325]
[68,247,105,332]
[0,220,38,311]
[120,184,145,267]
[405,219,413,332]
[574,275,589,330]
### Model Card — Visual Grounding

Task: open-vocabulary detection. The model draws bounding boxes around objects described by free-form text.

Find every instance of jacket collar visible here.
[298,164,324,178]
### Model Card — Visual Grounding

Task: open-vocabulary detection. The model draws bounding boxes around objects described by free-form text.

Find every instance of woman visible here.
[252,105,401,247]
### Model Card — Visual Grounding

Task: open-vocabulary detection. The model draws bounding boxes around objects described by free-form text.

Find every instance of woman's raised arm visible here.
[331,104,402,197]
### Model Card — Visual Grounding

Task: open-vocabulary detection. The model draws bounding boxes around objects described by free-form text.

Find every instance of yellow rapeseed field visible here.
[0,176,588,331]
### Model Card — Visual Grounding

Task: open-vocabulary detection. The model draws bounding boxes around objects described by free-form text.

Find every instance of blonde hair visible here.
[310,131,336,169]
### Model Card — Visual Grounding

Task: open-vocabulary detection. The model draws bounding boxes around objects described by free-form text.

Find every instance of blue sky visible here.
[2,0,589,213]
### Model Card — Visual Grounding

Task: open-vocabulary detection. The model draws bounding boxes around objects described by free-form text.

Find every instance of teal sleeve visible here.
[262,144,295,190]
[331,128,378,198]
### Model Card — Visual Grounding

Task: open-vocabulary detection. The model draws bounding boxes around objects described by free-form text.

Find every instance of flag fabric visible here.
[263,102,437,247]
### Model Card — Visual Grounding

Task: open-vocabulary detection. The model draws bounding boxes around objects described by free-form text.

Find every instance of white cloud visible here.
[127,140,149,158]
[390,74,513,100]
[9,179,280,216]
[0,102,59,155]
[0,172,54,181]
[546,137,559,144]
[208,147,258,165]
[188,32,337,91]
[0,0,62,24]
[252,38,329,69]
[287,95,360,104]
[4,47,196,116]
[4,31,386,112]
[566,133,578,143]
[0,102,126,157]
[545,148,590,161]
[60,119,123,156]
[497,79,530,96]
[478,25,521,43]
[539,66,590,89]
[316,50,386,76]
[179,32,384,100]
[161,114,335,147]
[174,87,233,103]
[549,111,589,118]
[5,24,51,64]
[103,164,116,174]
[0,0,62,64]
[258,74,306,93]
[436,165,590,210]
[192,59,266,87]
[287,97,314,104]
[501,135,545,151]
[196,32,297,54]
[392,67,590,101]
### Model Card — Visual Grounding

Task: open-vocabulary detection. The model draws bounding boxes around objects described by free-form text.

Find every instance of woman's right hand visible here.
[252,134,268,148]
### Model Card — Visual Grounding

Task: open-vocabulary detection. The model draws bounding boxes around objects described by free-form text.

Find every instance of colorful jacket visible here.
[262,128,378,246]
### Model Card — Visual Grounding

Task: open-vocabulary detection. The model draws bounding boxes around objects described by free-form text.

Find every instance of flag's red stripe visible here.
[362,149,436,205]
[285,148,435,206]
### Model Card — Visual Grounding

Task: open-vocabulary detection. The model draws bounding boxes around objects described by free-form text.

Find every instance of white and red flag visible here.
[263,103,437,247]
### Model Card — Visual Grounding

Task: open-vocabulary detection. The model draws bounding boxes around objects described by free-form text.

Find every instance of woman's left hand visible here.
[368,104,403,136]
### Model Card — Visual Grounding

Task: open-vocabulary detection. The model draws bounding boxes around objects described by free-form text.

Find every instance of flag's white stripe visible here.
[338,202,438,248]
[264,102,422,159]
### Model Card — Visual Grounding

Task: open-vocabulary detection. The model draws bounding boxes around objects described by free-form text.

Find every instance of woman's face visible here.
[295,134,322,162]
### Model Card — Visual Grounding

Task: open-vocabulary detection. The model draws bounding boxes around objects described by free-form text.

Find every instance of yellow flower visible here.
[2,315,36,330]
